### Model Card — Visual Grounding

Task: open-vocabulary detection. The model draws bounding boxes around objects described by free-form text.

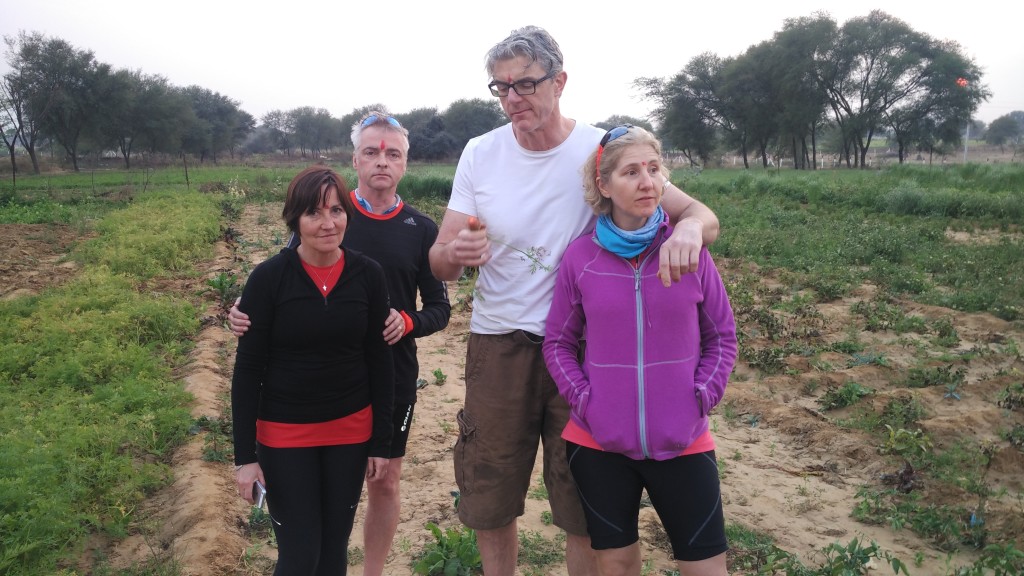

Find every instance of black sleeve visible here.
[230,262,275,466]
[406,221,450,338]
[363,258,395,458]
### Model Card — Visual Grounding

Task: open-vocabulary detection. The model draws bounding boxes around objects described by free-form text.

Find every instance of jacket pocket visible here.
[573,387,591,424]
[695,386,710,417]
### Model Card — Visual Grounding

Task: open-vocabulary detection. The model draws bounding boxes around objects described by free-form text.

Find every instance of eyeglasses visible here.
[596,124,633,176]
[361,114,403,128]
[487,70,557,97]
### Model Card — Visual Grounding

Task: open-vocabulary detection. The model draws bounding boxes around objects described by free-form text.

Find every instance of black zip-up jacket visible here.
[289,196,450,404]
[232,246,394,463]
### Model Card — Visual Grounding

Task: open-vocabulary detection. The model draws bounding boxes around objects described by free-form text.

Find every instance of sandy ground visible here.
[3,198,1021,575]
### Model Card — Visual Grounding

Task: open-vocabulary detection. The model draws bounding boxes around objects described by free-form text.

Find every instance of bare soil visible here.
[3,199,1021,575]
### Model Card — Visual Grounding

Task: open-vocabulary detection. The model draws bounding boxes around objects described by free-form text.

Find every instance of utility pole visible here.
[964,122,970,163]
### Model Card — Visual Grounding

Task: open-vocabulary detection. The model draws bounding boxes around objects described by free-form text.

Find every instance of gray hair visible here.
[350,110,410,153]
[485,25,564,77]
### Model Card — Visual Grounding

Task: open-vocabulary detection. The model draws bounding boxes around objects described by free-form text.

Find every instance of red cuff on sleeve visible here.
[400,311,413,337]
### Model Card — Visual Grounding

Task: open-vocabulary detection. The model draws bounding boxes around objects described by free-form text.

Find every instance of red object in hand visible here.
[467,216,484,231]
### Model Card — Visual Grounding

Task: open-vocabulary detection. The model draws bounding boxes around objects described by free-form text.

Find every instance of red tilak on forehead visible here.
[380,140,386,151]
[641,161,648,166]
[507,75,512,83]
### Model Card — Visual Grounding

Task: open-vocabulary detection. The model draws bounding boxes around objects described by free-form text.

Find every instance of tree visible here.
[441,98,505,156]
[816,11,939,168]
[289,107,336,158]
[38,45,108,171]
[594,115,653,132]
[396,107,455,161]
[3,31,68,173]
[230,110,256,159]
[772,13,835,169]
[881,38,987,163]
[92,68,141,168]
[985,114,1021,151]
[181,86,248,163]
[338,103,391,149]
[635,53,730,167]
[261,109,294,155]
[721,41,786,168]
[0,75,21,179]
[134,75,192,160]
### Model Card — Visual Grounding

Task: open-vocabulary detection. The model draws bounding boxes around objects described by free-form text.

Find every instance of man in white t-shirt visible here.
[428,25,720,576]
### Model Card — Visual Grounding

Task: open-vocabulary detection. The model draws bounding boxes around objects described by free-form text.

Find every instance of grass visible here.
[3,160,1023,574]
[689,164,1024,320]
[0,191,216,573]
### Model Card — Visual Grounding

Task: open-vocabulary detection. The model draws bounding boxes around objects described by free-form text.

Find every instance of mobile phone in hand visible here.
[253,480,267,509]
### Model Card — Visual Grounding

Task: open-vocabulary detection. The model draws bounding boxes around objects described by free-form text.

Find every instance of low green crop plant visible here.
[432,368,447,385]
[73,192,220,278]
[880,395,927,429]
[953,542,1024,575]
[997,382,1024,411]
[817,537,909,575]
[412,523,482,576]
[517,531,565,574]
[878,425,933,457]
[932,317,961,348]
[742,346,786,374]
[1005,424,1024,449]
[817,381,873,410]
[198,271,242,311]
[851,299,928,334]
[903,364,967,389]
[527,475,548,500]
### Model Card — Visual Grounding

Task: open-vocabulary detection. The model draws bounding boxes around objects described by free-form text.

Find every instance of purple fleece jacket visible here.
[543,221,737,461]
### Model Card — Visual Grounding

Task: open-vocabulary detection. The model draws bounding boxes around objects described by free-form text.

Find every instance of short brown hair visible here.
[281,166,353,234]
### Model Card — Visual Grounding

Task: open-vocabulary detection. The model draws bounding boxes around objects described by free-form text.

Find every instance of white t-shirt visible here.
[448,121,604,335]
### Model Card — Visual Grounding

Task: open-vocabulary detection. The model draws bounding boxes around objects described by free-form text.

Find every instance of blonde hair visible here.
[582,126,670,215]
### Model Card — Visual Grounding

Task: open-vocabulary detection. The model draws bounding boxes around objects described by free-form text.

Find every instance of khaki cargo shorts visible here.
[453,331,587,535]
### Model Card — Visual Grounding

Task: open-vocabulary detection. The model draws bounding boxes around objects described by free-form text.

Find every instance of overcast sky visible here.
[3,1,1021,126]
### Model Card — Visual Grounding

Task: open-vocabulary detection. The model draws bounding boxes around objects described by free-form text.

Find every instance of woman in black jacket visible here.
[231,166,394,576]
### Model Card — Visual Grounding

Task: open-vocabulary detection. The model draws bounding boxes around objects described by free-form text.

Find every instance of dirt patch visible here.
[11,206,1019,574]
[0,224,87,300]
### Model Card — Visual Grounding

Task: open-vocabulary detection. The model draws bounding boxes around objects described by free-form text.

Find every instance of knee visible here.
[367,474,401,500]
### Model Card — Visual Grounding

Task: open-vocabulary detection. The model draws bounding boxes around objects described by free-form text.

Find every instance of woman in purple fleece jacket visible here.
[543,125,737,576]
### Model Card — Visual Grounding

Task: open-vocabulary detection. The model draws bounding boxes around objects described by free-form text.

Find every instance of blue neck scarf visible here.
[595,206,665,258]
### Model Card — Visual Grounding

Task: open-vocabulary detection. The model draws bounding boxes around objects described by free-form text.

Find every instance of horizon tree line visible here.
[3,12,1022,178]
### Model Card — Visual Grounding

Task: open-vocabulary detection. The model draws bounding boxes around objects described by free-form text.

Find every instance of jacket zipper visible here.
[631,250,658,459]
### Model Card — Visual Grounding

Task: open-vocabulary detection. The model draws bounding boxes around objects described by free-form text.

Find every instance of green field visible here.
[1,161,1022,575]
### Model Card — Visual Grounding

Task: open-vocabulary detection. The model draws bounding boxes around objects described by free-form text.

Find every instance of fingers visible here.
[383,309,404,344]
[366,457,390,481]
[228,301,250,337]
[448,225,491,267]
[658,242,700,287]
[235,464,259,504]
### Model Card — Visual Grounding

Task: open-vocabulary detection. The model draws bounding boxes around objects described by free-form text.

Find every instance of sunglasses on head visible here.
[361,114,403,128]
[596,124,634,176]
